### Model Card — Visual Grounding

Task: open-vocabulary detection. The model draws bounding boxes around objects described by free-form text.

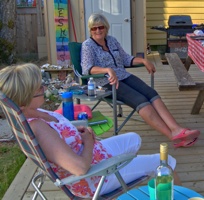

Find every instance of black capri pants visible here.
[104,75,160,112]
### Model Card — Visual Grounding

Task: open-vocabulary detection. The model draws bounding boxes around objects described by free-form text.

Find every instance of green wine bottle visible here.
[155,143,174,200]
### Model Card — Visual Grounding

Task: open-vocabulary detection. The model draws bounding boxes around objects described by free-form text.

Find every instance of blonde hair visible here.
[0,63,42,107]
[88,13,110,36]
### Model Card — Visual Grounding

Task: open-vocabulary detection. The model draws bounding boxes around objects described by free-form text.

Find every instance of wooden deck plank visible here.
[3,53,204,199]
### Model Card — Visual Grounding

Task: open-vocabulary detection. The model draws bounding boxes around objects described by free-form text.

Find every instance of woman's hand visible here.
[133,57,156,75]
[77,126,95,143]
[143,59,156,75]
[107,68,119,89]
[90,66,119,89]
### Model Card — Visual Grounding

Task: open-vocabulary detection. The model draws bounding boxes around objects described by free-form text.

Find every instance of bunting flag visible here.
[54,0,70,66]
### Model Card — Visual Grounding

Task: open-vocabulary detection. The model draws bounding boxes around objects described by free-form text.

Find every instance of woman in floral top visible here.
[81,13,200,148]
[0,63,181,198]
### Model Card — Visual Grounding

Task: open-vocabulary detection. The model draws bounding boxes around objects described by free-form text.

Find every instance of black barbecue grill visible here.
[151,15,194,59]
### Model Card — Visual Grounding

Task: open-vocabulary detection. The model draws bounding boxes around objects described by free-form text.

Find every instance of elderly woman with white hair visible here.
[81,13,200,148]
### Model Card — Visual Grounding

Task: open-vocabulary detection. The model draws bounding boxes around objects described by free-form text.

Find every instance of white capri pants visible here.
[99,132,176,195]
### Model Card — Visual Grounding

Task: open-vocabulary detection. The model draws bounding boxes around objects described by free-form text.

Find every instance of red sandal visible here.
[174,137,198,148]
[172,128,200,143]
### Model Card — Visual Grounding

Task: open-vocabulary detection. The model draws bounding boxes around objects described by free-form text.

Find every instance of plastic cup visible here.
[148,178,156,200]
[148,179,173,200]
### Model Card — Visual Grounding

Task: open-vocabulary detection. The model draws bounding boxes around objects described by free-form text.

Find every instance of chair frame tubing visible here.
[32,171,47,200]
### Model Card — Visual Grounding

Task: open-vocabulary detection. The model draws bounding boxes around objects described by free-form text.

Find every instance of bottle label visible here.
[88,84,94,90]
[63,98,73,102]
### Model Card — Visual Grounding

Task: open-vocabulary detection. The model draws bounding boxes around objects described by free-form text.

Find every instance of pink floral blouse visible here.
[27,108,112,198]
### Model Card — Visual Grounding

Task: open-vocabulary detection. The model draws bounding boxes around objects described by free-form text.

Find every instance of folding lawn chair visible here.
[0,91,150,200]
[68,42,154,135]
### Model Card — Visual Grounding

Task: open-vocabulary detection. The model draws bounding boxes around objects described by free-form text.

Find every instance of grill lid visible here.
[168,15,193,27]
[151,15,194,37]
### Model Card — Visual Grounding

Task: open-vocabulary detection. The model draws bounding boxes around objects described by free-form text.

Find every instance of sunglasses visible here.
[33,85,45,98]
[90,25,105,31]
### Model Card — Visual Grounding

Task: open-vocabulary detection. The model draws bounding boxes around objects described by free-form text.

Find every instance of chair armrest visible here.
[54,152,136,186]
[125,63,145,68]
[71,120,88,127]
[81,74,107,80]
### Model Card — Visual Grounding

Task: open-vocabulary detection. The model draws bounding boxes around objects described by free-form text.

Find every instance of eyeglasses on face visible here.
[33,85,45,98]
[90,25,105,31]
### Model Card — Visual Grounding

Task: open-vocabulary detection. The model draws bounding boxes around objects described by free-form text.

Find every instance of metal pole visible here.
[151,73,154,88]
[112,84,118,135]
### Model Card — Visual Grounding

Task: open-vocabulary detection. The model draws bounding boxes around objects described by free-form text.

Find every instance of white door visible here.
[84,0,131,54]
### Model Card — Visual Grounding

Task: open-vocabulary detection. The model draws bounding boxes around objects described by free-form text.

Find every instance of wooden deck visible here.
[3,52,204,200]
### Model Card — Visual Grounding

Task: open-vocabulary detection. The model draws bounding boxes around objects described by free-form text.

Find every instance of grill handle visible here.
[176,21,187,24]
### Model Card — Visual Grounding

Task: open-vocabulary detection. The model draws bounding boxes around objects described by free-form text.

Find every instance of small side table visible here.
[73,90,112,103]
[117,185,203,200]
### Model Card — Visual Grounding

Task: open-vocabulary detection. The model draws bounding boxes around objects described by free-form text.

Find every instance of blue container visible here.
[62,92,74,121]
[78,112,88,120]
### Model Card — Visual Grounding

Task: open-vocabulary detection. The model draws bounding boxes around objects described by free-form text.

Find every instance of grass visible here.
[0,142,26,199]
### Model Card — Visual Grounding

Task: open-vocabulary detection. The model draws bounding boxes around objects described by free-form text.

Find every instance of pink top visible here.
[27,108,112,198]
